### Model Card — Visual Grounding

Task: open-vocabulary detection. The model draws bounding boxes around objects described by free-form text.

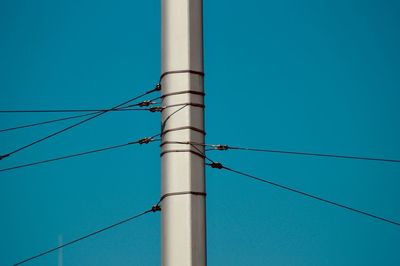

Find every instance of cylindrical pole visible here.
[161,0,206,265]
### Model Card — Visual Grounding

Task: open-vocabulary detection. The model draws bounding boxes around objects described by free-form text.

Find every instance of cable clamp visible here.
[154,83,161,91]
[138,100,152,107]
[213,144,228,151]
[210,162,223,169]
[123,100,156,109]
[151,205,161,212]
[149,106,164,113]
[138,137,153,145]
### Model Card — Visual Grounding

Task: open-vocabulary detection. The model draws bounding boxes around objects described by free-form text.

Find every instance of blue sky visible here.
[1,0,400,265]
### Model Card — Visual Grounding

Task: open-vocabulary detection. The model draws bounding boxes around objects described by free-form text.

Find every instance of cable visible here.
[159,104,189,136]
[13,205,161,266]
[146,104,190,141]
[0,85,160,160]
[167,141,400,227]
[0,137,159,173]
[0,99,161,114]
[207,162,400,227]
[0,112,98,133]
[190,143,214,163]
[167,141,400,164]
[0,108,147,113]
[209,144,400,164]
[0,105,159,134]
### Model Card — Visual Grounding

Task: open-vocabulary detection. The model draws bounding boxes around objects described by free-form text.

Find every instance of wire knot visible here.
[149,107,163,113]
[210,162,223,169]
[151,205,161,212]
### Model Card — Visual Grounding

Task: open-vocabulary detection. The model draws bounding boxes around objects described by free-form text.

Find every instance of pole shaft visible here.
[161,1,206,266]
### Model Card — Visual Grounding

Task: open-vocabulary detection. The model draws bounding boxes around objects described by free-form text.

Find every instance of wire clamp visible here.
[151,205,161,212]
[154,83,162,91]
[210,162,223,169]
[149,107,164,113]
[139,137,153,145]
[138,100,152,107]
[213,144,228,151]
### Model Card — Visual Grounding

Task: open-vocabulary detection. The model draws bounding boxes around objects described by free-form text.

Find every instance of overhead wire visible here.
[0,97,162,114]
[215,145,400,163]
[0,108,148,113]
[13,205,161,266]
[0,85,161,160]
[166,141,400,164]
[0,106,160,134]
[206,162,400,227]
[9,75,399,264]
[0,137,159,173]
[0,112,98,133]
[170,142,400,227]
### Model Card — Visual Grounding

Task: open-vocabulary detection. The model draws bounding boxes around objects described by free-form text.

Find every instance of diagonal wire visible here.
[0,137,160,173]
[0,106,159,134]
[190,143,214,164]
[0,98,161,114]
[159,140,213,163]
[0,86,160,160]
[0,112,98,133]
[160,104,189,136]
[13,205,160,266]
[207,162,400,227]
[174,141,400,227]
[148,104,190,140]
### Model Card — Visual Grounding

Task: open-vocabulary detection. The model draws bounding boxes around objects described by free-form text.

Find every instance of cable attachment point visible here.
[138,100,152,107]
[210,162,223,169]
[138,137,153,145]
[154,83,161,91]
[151,205,161,212]
[149,107,164,113]
[0,154,10,160]
[213,144,229,151]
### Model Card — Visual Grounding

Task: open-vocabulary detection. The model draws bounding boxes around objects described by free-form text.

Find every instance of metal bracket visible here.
[149,107,164,112]
[213,145,228,151]
[138,137,153,144]
[151,205,161,212]
[210,162,223,169]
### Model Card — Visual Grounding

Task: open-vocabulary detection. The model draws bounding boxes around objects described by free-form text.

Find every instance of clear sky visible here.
[1,0,400,265]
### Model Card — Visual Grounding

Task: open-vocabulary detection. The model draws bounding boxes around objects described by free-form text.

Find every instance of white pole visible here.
[161,0,206,265]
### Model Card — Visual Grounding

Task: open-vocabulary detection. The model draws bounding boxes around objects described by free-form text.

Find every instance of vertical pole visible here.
[161,0,206,266]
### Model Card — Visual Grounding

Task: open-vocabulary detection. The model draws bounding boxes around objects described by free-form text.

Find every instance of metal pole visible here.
[161,0,206,265]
